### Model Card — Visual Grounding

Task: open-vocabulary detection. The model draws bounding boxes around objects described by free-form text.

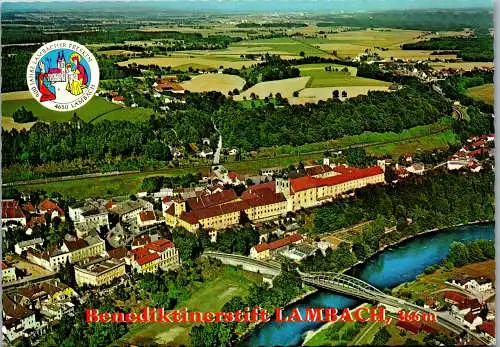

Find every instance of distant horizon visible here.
[2,0,493,14]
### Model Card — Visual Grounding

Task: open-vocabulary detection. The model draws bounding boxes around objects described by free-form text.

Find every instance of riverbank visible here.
[301,303,369,346]
[347,220,493,274]
[242,220,493,346]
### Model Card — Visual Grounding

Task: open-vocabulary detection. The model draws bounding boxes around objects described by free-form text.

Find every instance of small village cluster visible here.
[391,134,495,181]
[393,275,495,344]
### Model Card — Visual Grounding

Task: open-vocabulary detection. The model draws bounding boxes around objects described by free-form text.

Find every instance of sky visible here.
[2,0,493,13]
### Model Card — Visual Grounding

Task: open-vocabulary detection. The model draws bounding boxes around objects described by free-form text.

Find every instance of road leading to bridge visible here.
[204,252,490,345]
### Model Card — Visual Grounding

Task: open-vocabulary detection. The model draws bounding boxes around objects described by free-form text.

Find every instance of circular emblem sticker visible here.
[26,40,99,112]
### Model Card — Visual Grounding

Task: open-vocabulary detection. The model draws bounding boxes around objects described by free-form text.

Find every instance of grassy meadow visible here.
[1,93,154,123]
[2,96,121,122]
[118,266,262,346]
[466,83,494,105]
[181,73,246,95]
[236,76,311,99]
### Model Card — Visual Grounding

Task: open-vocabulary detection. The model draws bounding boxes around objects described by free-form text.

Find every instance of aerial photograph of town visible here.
[0,0,496,346]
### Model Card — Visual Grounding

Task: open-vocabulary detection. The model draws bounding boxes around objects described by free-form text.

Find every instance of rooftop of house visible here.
[77,257,125,274]
[38,199,65,216]
[111,199,149,216]
[18,279,70,300]
[16,238,44,248]
[479,320,495,337]
[186,189,239,211]
[305,165,335,177]
[253,233,303,253]
[139,211,156,222]
[3,294,34,324]
[2,199,26,219]
[289,166,384,193]
[107,247,129,259]
[132,234,152,247]
[135,252,160,266]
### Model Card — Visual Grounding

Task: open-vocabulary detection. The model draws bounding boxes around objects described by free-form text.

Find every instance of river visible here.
[240,222,495,347]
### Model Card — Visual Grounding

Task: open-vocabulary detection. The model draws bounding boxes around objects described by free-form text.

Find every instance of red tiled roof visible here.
[27,216,46,227]
[135,252,160,266]
[130,246,150,259]
[22,202,36,213]
[479,320,495,337]
[38,199,65,216]
[132,234,151,247]
[397,320,421,334]
[2,200,25,219]
[458,298,482,311]
[228,171,239,180]
[464,312,479,323]
[472,140,486,147]
[144,239,175,252]
[305,165,333,177]
[253,244,269,253]
[38,199,58,211]
[107,247,129,259]
[105,200,116,209]
[290,166,383,193]
[63,238,87,252]
[112,96,125,101]
[444,291,467,304]
[181,200,247,224]
[139,211,156,222]
[162,196,171,203]
[2,295,34,321]
[267,233,303,250]
[186,190,238,210]
[247,181,276,193]
[469,148,488,157]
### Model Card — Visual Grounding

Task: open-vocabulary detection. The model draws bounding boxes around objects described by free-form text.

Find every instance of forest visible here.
[401,36,494,62]
[2,84,451,171]
[224,54,301,88]
[315,9,492,33]
[301,169,494,272]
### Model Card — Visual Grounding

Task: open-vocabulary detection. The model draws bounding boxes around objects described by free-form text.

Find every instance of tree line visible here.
[402,36,493,62]
[2,84,451,172]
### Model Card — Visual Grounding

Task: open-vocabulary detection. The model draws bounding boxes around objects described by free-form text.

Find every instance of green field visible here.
[2,96,121,122]
[466,83,494,105]
[366,129,460,158]
[12,169,194,199]
[94,106,154,122]
[1,95,154,123]
[120,266,262,346]
[297,63,389,88]
[231,37,331,57]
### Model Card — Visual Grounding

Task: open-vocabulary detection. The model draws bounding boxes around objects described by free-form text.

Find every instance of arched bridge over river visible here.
[203,252,490,345]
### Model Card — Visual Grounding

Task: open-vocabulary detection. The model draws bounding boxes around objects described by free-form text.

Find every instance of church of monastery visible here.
[164,162,385,241]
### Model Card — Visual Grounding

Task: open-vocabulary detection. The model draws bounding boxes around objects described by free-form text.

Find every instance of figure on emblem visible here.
[37,61,56,102]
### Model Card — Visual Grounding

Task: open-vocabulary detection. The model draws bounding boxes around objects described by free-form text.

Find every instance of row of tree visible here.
[402,36,493,62]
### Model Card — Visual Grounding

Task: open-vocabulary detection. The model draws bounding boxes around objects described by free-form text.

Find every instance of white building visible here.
[2,295,38,343]
[111,199,154,223]
[1,261,17,283]
[15,238,44,255]
[69,199,109,226]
